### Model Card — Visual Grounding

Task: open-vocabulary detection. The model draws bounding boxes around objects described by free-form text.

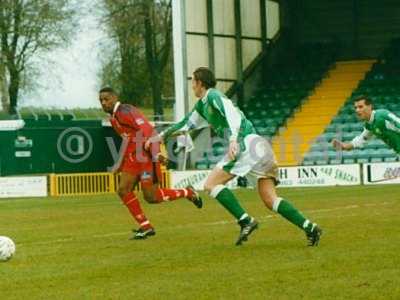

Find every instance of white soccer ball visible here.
[0,236,16,261]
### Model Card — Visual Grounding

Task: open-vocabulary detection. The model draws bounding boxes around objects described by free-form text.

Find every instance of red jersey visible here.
[110,102,159,159]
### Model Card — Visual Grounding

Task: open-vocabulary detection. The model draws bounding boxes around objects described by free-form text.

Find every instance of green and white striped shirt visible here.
[351,109,400,152]
[161,88,256,143]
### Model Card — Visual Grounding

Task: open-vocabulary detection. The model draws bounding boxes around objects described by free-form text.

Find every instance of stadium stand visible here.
[272,59,375,165]
[302,38,400,165]
[244,43,337,138]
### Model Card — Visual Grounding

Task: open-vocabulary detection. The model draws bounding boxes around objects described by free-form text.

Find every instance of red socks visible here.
[122,192,152,229]
[121,189,195,228]
[154,188,194,202]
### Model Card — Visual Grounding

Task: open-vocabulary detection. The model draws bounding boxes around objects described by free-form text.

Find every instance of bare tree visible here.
[100,0,149,106]
[0,53,9,112]
[143,0,172,121]
[99,0,173,120]
[0,0,77,115]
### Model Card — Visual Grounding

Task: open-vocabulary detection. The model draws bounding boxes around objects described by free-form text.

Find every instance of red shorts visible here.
[120,152,162,189]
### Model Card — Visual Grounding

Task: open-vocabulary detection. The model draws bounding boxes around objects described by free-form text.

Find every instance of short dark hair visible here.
[353,95,373,106]
[99,87,117,95]
[193,67,216,89]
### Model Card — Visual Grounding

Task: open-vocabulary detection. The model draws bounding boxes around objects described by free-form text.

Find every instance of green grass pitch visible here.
[1,185,399,299]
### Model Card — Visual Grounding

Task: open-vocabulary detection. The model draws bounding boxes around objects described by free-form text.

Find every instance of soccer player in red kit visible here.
[99,87,202,240]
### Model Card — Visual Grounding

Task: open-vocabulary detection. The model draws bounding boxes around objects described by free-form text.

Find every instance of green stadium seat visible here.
[343,132,361,141]
[356,158,369,163]
[213,146,226,157]
[349,123,364,132]
[330,158,342,165]
[316,159,329,165]
[311,142,332,152]
[196,159,209,170]
[246,111,256,118]
[325,124,338,133]
[343,158,355,164]
[320,132,336,141]
[327,150,340,160]
[264,119,277,127]
[342,150,358,160]
[384,156,398,162]
[368,139,386,149]
[252,119,263,127]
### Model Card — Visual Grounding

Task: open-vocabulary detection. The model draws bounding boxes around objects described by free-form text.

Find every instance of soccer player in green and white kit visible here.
[146,67,322,246]
[332,96,400,153]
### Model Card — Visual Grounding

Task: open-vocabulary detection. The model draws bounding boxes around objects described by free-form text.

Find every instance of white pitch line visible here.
[17,201,394,246]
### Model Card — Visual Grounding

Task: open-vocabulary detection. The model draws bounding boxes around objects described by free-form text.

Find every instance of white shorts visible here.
[216,134,279,186]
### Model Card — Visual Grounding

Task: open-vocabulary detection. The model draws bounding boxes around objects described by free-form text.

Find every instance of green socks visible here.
[210,185,247,220]
[273,198,314,233]
[209,186,313,232]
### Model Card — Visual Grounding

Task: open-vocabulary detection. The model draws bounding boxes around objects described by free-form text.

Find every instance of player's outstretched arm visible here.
[145,106,208,151]
[144,114,190,151]
[144,116,190,151]
[163,108,208,139]
[333,128,373,151]
[332,139,354,151]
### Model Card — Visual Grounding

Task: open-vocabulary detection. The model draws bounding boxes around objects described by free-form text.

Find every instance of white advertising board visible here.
[363,162,400,185]
[0,176,47,198]
[278,164,361,187]
[171,170,237,190]
[171,164,360,190]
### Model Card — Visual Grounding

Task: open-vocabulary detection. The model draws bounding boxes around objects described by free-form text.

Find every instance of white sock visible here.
[239,213,249,221]
[209,184,226,198]
[272,197,282,212]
